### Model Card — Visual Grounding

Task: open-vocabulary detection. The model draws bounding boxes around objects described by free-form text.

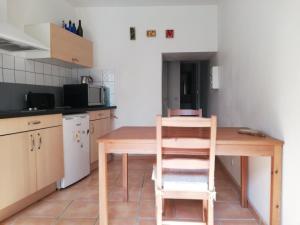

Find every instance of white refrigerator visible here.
[59,113,90,188]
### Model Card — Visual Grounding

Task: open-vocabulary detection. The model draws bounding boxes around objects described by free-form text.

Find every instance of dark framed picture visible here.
[166,29,174,39]
[146,30,156,38]
[130,27,136,40]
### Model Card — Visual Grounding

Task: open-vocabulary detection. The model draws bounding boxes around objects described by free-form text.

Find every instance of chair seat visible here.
[152,166,209,192]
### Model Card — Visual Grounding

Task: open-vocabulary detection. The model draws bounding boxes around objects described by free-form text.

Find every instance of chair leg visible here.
[156,192,163,225]
[207,200,214,225]
[203,200,208,222]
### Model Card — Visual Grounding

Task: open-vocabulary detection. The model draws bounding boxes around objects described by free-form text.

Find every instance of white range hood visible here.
[0,0,49,52]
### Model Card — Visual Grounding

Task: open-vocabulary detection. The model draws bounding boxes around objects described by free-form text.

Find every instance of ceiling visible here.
[67,0,217,7]
[162,52,216,62]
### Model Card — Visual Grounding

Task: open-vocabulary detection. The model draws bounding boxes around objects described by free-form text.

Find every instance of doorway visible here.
[180,62,198,109]
[162,59,210,117]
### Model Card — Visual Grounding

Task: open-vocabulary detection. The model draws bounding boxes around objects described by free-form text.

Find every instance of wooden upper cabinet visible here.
[50,24,93,67]
[25,23,93,68]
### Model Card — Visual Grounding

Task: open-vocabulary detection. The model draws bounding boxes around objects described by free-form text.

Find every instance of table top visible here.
[98,126,283,147]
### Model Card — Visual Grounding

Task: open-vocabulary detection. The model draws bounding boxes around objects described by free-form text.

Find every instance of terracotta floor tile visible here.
[215,220,258,225]
[62,201,98,218]
[216,188,240,202]
[45,189,81,201]
[215,202,255,220]
[21,200,71,218]
[77,186,99,201]
[13,217,56,225]
[109,218,137,225]
[0,216,18,225]
[139,201,155,218]
[139,219,156,225]
[56,218,97,225]
[1,157,260,225]
[173,200,203,220]
[109,202,138,219]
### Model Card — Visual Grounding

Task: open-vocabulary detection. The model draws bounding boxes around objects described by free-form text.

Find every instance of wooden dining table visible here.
[98,126,283,225]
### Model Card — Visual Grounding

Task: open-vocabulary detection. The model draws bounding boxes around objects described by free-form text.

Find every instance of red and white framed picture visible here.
[166,29,174,39]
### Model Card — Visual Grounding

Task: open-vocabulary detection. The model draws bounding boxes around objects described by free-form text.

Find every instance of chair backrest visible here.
[168,109,202,117]
[156,115,217,191]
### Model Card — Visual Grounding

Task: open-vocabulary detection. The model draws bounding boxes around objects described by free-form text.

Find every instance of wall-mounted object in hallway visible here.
[146,30,156,38]
[130,27,136,40]
[166,29,174,38]
[210,66,219,89]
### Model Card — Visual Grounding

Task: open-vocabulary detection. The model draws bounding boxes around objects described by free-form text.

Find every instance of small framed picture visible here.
[166,29,174,39]
[130,27,136,40]
[146,30,156,38]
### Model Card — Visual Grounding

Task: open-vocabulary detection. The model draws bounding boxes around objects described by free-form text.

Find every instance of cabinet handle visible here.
[28,120,41,125]
[30,134,35,151]
[111,115,118,119]
[37,133,42,150]
[72,58,79,62]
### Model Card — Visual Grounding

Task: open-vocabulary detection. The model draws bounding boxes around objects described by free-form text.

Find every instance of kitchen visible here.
[0,0,299,225]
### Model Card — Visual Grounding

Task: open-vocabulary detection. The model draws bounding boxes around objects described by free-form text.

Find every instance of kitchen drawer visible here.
[89,110,110,121]
[0,114,62,136]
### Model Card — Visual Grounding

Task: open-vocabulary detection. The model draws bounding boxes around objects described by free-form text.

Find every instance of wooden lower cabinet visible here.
[0,124,64,212]
[89,111,112,164]
[0,131,37,210]
[36,127,64,190]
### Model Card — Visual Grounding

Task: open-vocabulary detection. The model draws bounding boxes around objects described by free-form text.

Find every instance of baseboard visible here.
[0,183,57,221]
[216,158,267,225]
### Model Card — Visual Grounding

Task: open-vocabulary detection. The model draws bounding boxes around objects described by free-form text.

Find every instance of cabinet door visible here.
[90,120,102,163]
[0,132,36,210]
[36,126,64,190]
[51,24,93,67]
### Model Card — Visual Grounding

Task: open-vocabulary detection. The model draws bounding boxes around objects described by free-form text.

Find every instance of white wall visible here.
[76,5,217,127]
[209,0,300,224]
[7,0,77,29]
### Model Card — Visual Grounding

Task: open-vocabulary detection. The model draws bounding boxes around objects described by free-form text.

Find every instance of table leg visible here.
[240,156,248,208]
[99,142,108,225]
[122,153,128,201]
[270,145,282,225]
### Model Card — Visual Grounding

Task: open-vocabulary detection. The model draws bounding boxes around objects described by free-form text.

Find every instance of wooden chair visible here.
[153,115,217,225]
[168,108,202,117]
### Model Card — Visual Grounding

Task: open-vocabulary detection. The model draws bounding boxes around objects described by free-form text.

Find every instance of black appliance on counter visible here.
[63,84,108,108]
[25,92,55,110]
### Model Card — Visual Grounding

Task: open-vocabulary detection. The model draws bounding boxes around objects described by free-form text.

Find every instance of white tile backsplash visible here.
[0,53,2,68]
[26,72,36,85]
[3,54,14,69]
[25,60,35,72]
[35,73,44,85]
[15,57,25,71]
[44,75,52,86]
[58,66,65,77]
[0,69,3,82]
[52,65,59,76]
[59,77,66,87]
[104,81,115,94]
[34,62,44,73]
[44,64,52,75]
[3,69,15,83]
[0,53,116,105]
[15,70,26,84]
[52,76,60,87]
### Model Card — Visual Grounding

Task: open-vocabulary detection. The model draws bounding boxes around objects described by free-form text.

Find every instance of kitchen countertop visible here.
[0,105,117,119]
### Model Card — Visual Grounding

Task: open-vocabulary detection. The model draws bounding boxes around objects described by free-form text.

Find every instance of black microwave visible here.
[63,84,107,108]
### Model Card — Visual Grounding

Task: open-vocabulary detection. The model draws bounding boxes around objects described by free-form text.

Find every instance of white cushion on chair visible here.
[152,166,209,192]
